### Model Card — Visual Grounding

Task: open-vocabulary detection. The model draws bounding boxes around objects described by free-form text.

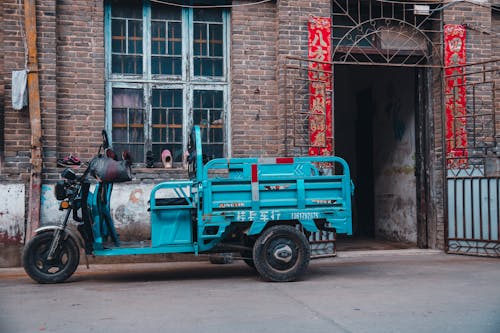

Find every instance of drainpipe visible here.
[24,0,42,240]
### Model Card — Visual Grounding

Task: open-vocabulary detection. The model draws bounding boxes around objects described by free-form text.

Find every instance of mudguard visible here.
[34,225,85,250]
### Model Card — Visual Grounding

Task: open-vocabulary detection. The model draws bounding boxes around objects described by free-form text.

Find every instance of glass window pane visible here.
[112,19,126,52]
[202,144,222,161]
[168,22,182,55]
[162,90,172,107]
[152,127,165,142]
[209,24,223,56]
[113,88,143,108]
[112,55,123,73]
[173,90,182,107]
[152,108,166,125]
[151,56,168,75]
[170,108,182,124]
[108,5,229,163]
[151,21,166,55]
[112,38,125,54]
[211,109,222,125]
[193,90,224,159]
[112,127,127,142]
[171,126,182,142]
[196,58,222,77]
[120,55,142,74]
[115,143,143,163]
[211,128,223,142]
[151,56,160,74]
[172,57,181,75]
[213,59,223,76]
[152,90,183,156]
[193,58,202,76]
[193,90,201,108]
[111,0,142,19]
[213,91,223,108]
[112,88,145,162]
[194,8,222,22]
[111,0,143,74]
[202,58,212,76]
[193,23,207,56]
[128,20,143,54]
[129,127,144,143]
[151,3,181,20]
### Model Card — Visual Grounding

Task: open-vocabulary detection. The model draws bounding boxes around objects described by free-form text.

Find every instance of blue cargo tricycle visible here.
[23,126,353,283]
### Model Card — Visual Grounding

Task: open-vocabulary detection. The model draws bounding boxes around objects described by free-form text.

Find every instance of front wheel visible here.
[23,231,80,284]
[253,225,310,282]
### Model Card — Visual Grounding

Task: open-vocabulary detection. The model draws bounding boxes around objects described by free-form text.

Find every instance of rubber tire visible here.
[23,232,80,284]
[253,225,310,282]
[240,250,255,268]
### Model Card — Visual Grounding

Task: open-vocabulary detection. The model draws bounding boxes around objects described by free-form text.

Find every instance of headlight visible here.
[54,181,68,200]
[61,168,77,180]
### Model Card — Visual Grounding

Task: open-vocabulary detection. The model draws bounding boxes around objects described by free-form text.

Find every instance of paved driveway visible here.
[1,250,499,333]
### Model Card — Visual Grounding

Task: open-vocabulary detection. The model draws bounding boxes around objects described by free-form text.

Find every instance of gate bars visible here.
[445,60,500,257]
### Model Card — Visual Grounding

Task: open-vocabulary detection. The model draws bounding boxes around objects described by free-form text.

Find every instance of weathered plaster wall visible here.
[0,184,25,267]
[372,69,417,243]
[40,183,184,242]
[0,184,25,243]
[335,66,417,243]
[106,184,155,241]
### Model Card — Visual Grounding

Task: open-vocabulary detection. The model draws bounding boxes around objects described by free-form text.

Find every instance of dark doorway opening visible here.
[334,65,421,248]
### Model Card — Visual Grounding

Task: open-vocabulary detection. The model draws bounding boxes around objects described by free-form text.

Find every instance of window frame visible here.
[104,0,231,165]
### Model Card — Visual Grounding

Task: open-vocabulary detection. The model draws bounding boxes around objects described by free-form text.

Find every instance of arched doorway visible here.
[331,0,443,247]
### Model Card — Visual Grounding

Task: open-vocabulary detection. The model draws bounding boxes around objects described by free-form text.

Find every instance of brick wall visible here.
[1,1,31,182]
[494,9,500,60]
[231,0,279,157]
[276,0,331,156]
[0,2,4,167]
[38,0,58,178]
[55,0,105,173]
[493,8,500,151]
[0,0,335,177]
[230,0,331,157]
[0,0,106,182]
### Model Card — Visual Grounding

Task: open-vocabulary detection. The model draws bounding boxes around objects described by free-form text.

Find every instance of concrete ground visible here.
[0,250,499,333]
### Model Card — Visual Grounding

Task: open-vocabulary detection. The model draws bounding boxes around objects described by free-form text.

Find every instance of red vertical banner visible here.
[444,24,467,168]
[308,16,332,156]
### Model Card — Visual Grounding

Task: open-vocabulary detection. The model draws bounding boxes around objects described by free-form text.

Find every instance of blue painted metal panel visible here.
[94,244,196,256]
[90,126,353,257]
[200,154,353,241]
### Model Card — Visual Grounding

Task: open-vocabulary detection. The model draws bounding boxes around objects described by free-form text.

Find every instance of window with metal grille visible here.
[105,0,230,165]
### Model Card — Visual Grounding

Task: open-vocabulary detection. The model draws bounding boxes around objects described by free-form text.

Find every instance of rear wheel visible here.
[253,225,310,282]
[23,232,80,284]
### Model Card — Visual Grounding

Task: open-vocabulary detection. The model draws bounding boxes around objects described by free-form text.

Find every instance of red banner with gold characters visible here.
[308,16,332,156]
[444,24,467,168]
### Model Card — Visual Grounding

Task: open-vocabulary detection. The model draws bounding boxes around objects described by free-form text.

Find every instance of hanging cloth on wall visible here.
[12,70,28,110]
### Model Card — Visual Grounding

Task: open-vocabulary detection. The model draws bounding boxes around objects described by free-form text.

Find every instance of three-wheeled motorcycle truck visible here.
[23,126,353,283]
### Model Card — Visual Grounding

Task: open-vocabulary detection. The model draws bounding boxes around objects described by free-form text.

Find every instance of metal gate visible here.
[445,60,500,257]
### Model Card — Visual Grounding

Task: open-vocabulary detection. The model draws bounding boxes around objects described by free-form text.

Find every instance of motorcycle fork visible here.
[46,208,72,260]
